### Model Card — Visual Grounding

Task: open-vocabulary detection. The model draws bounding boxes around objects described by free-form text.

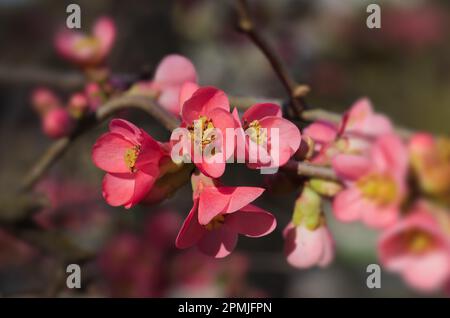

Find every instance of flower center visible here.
[124,146,140,172]
[404,229,435,254]
[205,214,225,231]
[357,173,397,205]
[245,120,267,145]
[188,115,216,148]
[74,36,101,53]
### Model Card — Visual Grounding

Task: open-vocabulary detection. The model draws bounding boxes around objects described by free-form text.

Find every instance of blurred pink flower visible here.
[379,202,450,292]
[92,119,164,208]
[31,87,61,115]
[85,82,105,111]
[332,134,408,229]
[175,173,276,258]
[178,86,236,178]
[240,103,301,169]
[283,221,334,269]
[127,55,198,116]
[55,16,116,66]
[409,133,450,199]
[42,108,74,139]
[67,92,89,118]
[304,98,393,164]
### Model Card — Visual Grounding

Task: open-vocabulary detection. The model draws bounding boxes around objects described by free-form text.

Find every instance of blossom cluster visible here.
[30,16,450,295]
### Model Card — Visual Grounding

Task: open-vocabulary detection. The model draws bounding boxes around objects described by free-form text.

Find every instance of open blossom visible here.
[128,55,198,116]
[173,86,236,178]
[239,103,301,169]
[55,16,116,66]
[304,98,393,164]
[378,202,450,292]
[283,186,335,268]
[92,119,165,208]
[332,134,408,229]
[42,108,75,139]
[175,173,276,258]
[409,133,450,200]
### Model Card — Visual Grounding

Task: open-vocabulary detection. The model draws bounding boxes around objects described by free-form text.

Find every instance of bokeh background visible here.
[0,0,449,297]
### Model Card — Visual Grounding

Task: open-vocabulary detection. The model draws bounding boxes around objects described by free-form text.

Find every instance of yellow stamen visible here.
[205,214,225,231]
[246,120,267,145]
[404,230,434,254]
[124,146,140,172]
[357,173,397,205]
[74,36,100,53]
[188,115,217,147]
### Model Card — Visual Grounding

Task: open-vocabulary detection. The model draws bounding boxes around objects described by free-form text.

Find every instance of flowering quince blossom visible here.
[304,98,393,164]
[31,87,61,115]
[42,107,75,139]
[173,86,236,178]
[92,119,165,208]
[409,133,450,200]
[67,92,89,118]
[332,134,408,229]
[175,173,276,258]
[127,54,198,116]
[55,16,116,66]
[378,201,450,292]
[239,103,301,169]
[283,186,335,268]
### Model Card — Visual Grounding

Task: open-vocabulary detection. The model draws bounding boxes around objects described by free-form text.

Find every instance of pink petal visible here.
[198,186,230,225]
[371,134,408,175]
[332,187,365,222]
[226,204,276,237]
[178,82,200,115]
[154,54,197,87]
[175,199,207,249]
[125,170,158,208]
[102,173,135,207]
[198,225,238,258]
[181,86,229,124]
[109,119,141,145]
[93,17,116,59]
[303,121,338,144]
[242,103,282,123]
[260,116,301,167]
[284,224,326,268]
[223,187,265,213]
[92,132,135,173]
[197,159,226,179]
[361,204,399,229]
[331,154,372,181]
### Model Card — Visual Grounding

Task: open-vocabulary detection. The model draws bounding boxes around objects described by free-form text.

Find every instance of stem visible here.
[234,0,309,117]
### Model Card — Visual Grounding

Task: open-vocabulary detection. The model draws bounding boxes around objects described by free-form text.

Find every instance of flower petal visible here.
[154,54,197,87]
[331,154,372,181]
[242,103,281,123]
[175,199,206,249]
[92,132,134,173]
[332,187,365,222]
[102,173,135,207]
[181,86,229,124]
[226,204,276,237]
[109,119,141,145]
[198,225,238,258]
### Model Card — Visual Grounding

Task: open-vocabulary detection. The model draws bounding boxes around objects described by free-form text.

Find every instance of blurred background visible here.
[0,0,449,297]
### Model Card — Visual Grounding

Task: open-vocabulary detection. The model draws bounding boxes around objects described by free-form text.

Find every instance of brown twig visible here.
[19,95,179,192]
[234,0,309,118]
[282,160,339,181]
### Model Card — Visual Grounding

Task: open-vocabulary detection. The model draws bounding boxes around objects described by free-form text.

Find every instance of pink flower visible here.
[42,108,75,139]
[85,82,104,111]
[175,173,276,258]
[55,16,116,66]
[409,133,450,198]
[127,55,198,116]
[92,119,164,208]
[68,92,89,118]
[177,86,236,178]
[332,134,408,229]
[152,54,198,115]
[31,87,61,115]
[304,98,393,164]
[378,202,450,292]
[283,221,335,269]
[240,103,301,169]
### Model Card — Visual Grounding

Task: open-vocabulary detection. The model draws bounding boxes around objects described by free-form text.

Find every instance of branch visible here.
[234,0,309,117]
[282,160,339,181]
[19,95,179,192]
